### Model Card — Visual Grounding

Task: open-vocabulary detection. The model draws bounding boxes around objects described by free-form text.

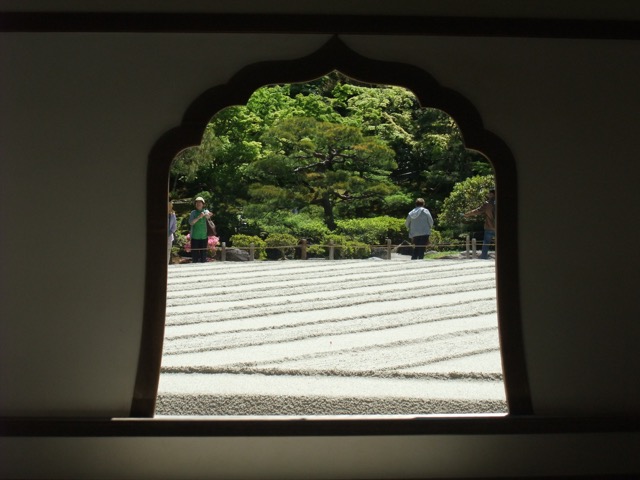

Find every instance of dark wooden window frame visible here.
[2,12,639,438]
[1,12,638,39]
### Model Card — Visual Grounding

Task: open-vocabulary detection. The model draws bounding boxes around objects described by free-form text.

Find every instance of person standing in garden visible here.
[405,198,434,260]
[168,199,177,264]
[189,196,213,263]
[464,188,496,259]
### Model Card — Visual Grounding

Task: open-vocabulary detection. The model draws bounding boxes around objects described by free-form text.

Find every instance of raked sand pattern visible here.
[156,257,507,416]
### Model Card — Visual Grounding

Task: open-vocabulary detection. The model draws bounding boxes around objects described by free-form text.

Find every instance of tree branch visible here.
[293,152,357,173]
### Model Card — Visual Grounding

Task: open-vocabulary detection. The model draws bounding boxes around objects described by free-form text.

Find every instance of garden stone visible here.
[219,247,251,262]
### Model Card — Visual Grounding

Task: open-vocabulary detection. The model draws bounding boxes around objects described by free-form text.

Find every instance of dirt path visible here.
[156,257,506,416]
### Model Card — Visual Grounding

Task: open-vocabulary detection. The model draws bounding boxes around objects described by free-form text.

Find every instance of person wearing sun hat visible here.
[188,196,212,263]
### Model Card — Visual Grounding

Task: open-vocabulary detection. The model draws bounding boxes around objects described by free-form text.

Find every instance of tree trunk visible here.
[321,193,336,231]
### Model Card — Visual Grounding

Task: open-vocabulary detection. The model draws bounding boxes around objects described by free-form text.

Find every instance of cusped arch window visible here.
[136,38,531,425]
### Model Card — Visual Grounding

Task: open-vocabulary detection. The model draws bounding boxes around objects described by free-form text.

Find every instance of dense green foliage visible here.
[438,175,496,236]
[170,72,492,254]
[264,233,298,260]
[228,234,267,260]
[335,216,406,245]
[308,235,371,260]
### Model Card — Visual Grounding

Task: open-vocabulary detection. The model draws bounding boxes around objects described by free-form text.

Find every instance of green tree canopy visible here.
[438,174,495,233]
[246,116,397,230]
[169,72,493,241]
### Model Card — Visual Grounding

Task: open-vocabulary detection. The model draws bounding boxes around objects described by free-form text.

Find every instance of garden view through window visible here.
[157,72,505,417]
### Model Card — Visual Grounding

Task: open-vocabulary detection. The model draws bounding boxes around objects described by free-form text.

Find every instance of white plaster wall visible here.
[1,28,639,478]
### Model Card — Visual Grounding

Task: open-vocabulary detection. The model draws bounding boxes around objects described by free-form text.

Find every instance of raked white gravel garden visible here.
[156,256,506,417]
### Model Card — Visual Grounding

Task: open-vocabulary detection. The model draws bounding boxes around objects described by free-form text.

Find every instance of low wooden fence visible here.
[204,236,492,261]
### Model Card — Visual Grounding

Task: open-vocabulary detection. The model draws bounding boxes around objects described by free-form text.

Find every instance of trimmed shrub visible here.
[306,244,327,258]
[321,234,371,259]
[229,234,267,260]
[382,192,414,217]
[438,175,495,232]
[335,216,406,245]
[426,229,463,252]
[246,210,331,244]
[265,233,298,260]
[283,215,330,244]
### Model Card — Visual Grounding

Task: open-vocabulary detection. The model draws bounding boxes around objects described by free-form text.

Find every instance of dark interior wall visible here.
[1,4,639,478]
[345,35,640,415]
[2,32,638,418]
[0,33,332,417]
